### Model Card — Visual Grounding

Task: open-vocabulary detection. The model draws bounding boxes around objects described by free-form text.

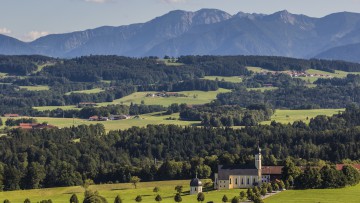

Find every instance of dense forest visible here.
[1,55,360,115]
[1,106,360,191]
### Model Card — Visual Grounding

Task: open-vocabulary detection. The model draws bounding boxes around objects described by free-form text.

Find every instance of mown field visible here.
[2,108,343,132]
[246,66,360,84]
[1,112,199,131]
[265,183,360,203]
[0,180,246,203]
[247,87,278,92]
[64,88,105,95]
[19,85,50,91]
[203,76,243,83]
[33,89,231,111]
[261,109,344,125]
[95,88,231,107]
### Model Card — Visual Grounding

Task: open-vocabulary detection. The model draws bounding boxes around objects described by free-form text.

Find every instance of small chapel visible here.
[189,175,203,195]
[214,148,283,189]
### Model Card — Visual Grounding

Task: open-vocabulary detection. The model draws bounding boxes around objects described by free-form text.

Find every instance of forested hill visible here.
[1,55,360,115]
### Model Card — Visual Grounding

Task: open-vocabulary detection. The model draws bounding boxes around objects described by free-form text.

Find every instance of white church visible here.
[214,148,283,189]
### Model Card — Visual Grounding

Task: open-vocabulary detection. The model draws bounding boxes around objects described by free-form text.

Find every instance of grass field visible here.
[33,62,56,73]
[11,112,199,131]
[265,184,360,203]
[33,89,231,111]
[247,66,360,84]
[158,59,184,66]
[203,76,243,83]
[247,87,278,92]
[96,89,231,107]
[19,85,50,91]
[64,88,105,95]
[0,180,246,203]
[261,109,344,125]
[33,105,78,111]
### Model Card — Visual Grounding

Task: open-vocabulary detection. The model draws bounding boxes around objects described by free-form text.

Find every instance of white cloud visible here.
[22,31,49,42]
[0,27,12,35]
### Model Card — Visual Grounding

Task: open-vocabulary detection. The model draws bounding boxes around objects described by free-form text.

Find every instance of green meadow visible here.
[158,59,184,66]
[96,88,231,107]
[265,184,360,203]
[0,180,246,203]
[247,87,278,92]
[33,89,231,111]
[19,85,50,91]
[10,112,199,131]
[203,76,243,83]
[64,88,105,95]
[261,109,344,125]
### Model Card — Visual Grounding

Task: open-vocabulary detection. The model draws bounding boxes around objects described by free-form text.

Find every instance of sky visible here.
[1,0,360,41]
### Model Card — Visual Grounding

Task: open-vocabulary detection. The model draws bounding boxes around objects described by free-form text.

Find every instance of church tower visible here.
[255,147,262,186]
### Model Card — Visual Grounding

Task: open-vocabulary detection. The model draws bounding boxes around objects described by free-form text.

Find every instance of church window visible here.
[247,178,250,184]
[195,188,197,191]
[235,178,238,184]
[241,178,244,184]
[229,178,232,184]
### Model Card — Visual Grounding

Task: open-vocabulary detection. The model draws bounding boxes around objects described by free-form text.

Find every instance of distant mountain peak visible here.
[271,10,297,24]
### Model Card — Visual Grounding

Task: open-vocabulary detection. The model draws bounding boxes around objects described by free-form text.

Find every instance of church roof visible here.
[190,178,202,187]
[262,166,283,175]
[218,165,258,179]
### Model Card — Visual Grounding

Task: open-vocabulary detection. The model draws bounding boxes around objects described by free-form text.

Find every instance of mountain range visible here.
[1,9,360,62]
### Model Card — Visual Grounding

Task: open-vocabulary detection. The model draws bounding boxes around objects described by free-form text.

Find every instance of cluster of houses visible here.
[88,114,131,121]
[3,113,20,117]
[146,92,187,98]
[16,123,57,130]
[287,71,333,78]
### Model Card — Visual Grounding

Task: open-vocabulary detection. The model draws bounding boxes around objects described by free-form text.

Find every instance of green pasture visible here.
[247,66,272,73]
[265,184,360,203]
[203,76,243,83]
[261,109,344,125]
[33,105,78,111]
[247,87,278,92]
[33,62,56,73]
[24,112,200,131]
[19,85,50,91]
[64,88,105,95]
[158,59,184,66]
[96,89,231,107]
[0,180,246,203]
[33,89,231,111]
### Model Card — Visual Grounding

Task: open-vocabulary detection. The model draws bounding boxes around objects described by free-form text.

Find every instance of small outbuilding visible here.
[190,175,203,195]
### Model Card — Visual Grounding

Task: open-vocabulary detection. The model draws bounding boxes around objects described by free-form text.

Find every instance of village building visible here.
[3,113,20,117]
[77,102,97,108]
[17,123,57,130]
[214,148,283,189]
[189,175,203,195]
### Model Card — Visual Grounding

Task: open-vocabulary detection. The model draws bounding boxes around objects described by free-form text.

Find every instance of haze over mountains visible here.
[1,9,360,62]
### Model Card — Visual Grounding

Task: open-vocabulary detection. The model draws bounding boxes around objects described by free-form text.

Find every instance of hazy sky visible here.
[1,0,360,41]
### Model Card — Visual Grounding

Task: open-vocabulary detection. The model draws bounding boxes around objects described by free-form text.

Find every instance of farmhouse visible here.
[17,123,57,130]
[214,148,283,189]
[3,113,20,117]
[78,102,97,108]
